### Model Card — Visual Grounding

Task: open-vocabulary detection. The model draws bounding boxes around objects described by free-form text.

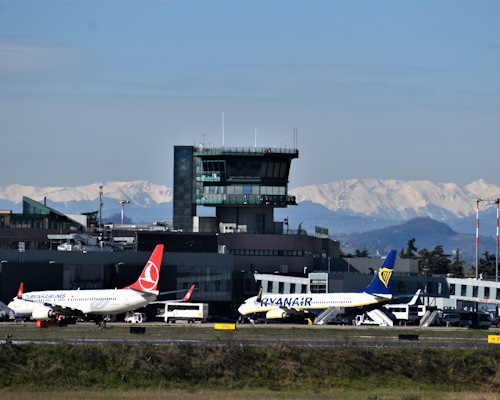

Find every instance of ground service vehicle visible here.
[159,302,208,323]
[471,311,492,329]
[125,312,146,324]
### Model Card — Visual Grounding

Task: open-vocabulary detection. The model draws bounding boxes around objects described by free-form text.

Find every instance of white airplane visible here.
[238,250,399,324]
[8,244,194,323]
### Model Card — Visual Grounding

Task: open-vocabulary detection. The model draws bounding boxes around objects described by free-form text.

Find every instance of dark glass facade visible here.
[173,145,298,232]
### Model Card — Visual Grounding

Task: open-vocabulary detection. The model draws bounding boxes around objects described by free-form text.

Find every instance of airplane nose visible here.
[238,301,247,315]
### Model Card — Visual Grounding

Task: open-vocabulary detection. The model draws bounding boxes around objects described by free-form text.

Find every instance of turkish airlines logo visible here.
[139,261,159,291]
[378,268,393,288]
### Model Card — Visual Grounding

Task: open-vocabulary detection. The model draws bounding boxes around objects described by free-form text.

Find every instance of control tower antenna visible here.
[117,200,130,225]
[222,111,225,147]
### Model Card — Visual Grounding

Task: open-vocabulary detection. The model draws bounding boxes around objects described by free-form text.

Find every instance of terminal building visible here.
[0,145,499,320]
[0,145,341,318]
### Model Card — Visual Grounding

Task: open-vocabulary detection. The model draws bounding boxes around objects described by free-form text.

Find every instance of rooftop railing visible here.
[194,146,299,157]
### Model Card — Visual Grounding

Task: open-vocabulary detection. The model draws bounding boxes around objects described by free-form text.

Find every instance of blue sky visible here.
[0,1,499,189]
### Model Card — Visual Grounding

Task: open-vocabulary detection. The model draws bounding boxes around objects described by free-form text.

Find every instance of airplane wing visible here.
[158,284,195,297]
[20,296,108,316]
[152,285,196,304]
[38,301,87,316]
[387,289,421,305]
[256,288,303,315]
[367,293,393,302]
[408,289,421,305]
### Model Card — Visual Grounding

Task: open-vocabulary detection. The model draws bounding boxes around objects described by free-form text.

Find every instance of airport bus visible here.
[157,302,208,324]
[384,304,419,325]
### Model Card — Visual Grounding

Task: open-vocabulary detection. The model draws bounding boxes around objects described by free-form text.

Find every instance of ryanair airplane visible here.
[238,250,397,324]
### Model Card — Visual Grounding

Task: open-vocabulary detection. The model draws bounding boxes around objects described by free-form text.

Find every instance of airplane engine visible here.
[31,305,57,321]
[266,308,287,320]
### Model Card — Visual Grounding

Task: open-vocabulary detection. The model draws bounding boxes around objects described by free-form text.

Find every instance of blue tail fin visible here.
[359,250,397,294]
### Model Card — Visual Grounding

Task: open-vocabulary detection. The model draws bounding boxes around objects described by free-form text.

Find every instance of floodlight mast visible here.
[117,200,130,225]
[99,185,104,229]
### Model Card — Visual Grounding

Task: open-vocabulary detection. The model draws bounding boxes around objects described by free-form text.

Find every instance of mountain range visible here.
[1,178,499,262]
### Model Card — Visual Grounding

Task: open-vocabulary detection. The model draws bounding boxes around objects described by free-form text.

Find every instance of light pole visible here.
[117,200,130,225]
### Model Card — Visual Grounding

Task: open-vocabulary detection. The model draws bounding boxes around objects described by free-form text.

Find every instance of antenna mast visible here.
[222,112,225,147]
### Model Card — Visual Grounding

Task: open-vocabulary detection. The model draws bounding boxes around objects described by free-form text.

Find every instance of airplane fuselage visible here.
[8,288,157,319]
[238,292,392,319]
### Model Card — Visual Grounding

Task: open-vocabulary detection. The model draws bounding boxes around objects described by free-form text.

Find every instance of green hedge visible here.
[1,342,499,392]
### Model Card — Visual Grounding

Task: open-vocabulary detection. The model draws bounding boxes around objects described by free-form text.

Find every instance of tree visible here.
[418,248,431,276]
[340,249,370,258]
[400,238,418,259]
[431,245,451,275]
[449,249,465,278]
[355,249,370,258]
[418,245,451,276]
[479,251,497,279]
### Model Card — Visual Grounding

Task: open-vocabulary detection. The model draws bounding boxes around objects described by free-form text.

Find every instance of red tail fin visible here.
[124,245,164,292]
[180,284,196,302]
[17,282,24,299]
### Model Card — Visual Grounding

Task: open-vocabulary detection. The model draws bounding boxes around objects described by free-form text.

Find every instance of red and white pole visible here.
[475,199,482,280]
[117,200,130,225]
[496,199,499,282]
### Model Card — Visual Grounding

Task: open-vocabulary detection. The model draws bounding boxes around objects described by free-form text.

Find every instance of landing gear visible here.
[95,315,108,329]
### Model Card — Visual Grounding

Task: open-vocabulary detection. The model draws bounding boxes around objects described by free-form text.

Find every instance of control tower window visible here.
[226,160,261,178]
[203,160,225,173]
[261,161,288,179]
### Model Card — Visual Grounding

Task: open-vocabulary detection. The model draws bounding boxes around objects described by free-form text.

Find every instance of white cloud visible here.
[0,39,79,73]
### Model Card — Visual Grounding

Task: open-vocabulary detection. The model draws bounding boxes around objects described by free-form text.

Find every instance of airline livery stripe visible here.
[243,300,388,315]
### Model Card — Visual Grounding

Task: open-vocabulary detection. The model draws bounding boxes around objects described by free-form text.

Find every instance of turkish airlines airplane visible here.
[8,244,194,323]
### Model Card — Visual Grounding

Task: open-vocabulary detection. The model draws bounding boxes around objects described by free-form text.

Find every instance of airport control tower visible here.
[173,145,298,233]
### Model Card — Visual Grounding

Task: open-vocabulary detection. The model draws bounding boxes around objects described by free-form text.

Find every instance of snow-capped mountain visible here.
[281,179,500,236]
[0,181,172,205]
[0,181,173,223]
[0,178,499,234]
[289,179,500,220]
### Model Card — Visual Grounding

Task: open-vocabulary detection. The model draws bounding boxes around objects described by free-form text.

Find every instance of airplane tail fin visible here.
[124,244,164,292]
[359,250,397,295]
[17,282,24,299]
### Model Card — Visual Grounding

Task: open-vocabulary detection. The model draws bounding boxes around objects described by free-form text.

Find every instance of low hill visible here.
[335,217,494,263]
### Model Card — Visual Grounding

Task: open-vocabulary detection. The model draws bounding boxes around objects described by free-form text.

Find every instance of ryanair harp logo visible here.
[378,268,393,288]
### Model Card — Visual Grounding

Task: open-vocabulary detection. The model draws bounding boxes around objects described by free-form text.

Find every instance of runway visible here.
[1,321,497,349]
